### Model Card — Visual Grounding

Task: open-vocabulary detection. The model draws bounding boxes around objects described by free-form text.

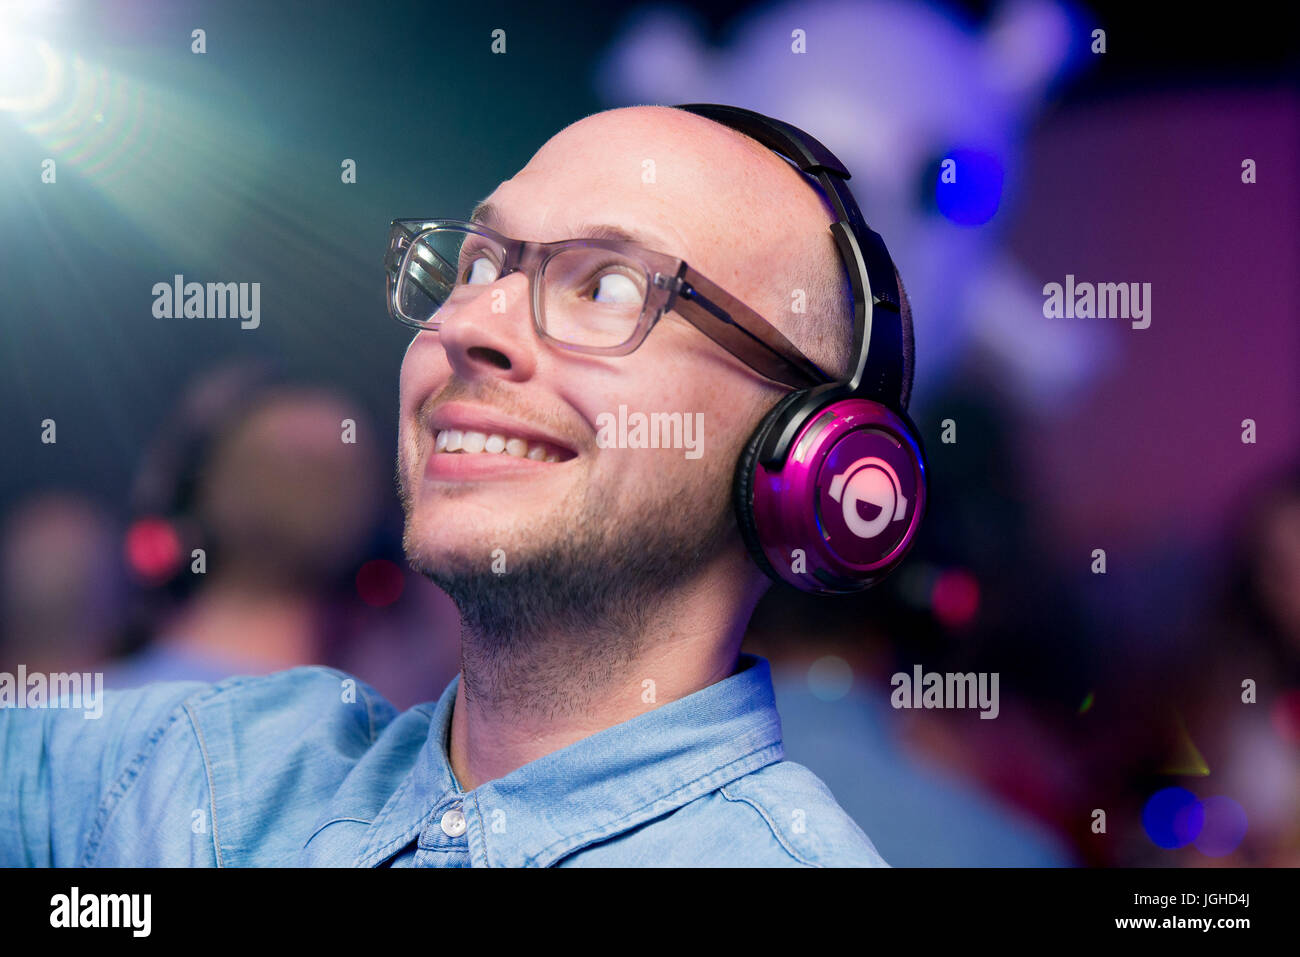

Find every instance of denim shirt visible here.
[0,653,888,867]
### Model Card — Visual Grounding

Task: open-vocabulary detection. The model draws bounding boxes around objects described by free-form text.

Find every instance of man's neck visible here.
[447,554,764,791]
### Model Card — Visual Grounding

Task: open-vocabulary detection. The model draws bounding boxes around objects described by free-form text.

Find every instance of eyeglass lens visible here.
[397,226,651,349]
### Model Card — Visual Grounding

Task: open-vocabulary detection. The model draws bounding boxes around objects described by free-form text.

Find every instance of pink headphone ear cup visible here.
[733,390,809,587]
[738,396,926,594]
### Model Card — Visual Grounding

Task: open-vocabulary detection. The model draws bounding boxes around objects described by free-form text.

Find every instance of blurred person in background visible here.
[105,361,387,688]
[747,384,1082,866]
[0,492,124,676]
[1185,466,1300,866]
[1220,466,1300,687]
[1101,465,1300,867]
[749,617,1078,866]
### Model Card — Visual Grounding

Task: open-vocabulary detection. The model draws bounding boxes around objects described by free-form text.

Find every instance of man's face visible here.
[396,107,827,621]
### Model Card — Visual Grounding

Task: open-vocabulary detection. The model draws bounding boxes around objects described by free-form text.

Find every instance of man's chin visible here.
[403,526,496,579]
[401,502,547,574]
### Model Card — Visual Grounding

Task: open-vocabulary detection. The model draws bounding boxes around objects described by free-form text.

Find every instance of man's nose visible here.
[435,271,538,382]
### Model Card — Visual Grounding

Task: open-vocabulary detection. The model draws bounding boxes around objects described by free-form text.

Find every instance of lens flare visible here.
[807,655,854,701]
[1142,786,1204,849]
[124,517,182,583]
[356,559,405,608]
[931,567,979,629]
[0,35,62,112]
[23,54,161,184]
[1193,795,1248,857]
[934,148,1004,226]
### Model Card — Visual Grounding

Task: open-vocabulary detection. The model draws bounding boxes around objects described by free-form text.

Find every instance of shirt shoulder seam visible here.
[79,684,222,866]
[184,697,224,866]
[717,782,819,868]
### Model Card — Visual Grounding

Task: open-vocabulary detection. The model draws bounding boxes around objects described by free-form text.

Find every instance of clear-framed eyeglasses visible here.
[384,218,832,389]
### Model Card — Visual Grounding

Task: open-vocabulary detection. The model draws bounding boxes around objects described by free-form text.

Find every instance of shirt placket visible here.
[412,795,472,867]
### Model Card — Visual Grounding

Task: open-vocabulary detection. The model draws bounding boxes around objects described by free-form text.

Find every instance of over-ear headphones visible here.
[673,103,927,595]
[127,360,285,593]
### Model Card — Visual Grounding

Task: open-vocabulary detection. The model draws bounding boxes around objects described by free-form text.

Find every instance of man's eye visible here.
[464,257,499,285]
[591,271,642,304]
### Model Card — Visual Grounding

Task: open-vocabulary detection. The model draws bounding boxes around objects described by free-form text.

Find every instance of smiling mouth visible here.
[432,429,575,463]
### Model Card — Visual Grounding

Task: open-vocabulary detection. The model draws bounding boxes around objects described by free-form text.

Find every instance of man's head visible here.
[396,105,870,658]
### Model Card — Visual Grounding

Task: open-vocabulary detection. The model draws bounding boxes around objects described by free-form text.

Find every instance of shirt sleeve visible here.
[0,679,210,867]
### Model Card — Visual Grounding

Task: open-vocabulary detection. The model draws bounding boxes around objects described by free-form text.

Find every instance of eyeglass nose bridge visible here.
[496,239,550,283]
[461,239,553,339]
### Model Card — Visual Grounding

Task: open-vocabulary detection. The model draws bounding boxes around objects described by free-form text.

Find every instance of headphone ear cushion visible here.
[733,390,809,586]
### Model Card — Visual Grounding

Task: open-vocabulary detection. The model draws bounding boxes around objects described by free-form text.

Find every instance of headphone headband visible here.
[672,103,908,412]
[672,104,925,595]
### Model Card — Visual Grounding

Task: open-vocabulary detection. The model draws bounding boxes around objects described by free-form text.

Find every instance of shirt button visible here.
[440,806,467,838]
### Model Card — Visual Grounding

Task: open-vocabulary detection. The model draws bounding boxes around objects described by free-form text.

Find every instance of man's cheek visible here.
[396,420,413,466]
[398,332,449,411]
[599,445,692,500]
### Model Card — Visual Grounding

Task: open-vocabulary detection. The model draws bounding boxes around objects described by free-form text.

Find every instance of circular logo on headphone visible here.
[817,428,918,567]
[828,457,907,540]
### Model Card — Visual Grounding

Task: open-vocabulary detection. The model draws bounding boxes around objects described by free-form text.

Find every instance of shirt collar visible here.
[356,653,785,867]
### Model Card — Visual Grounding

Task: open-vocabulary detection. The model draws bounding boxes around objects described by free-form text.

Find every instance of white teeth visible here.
[434,429,565,462]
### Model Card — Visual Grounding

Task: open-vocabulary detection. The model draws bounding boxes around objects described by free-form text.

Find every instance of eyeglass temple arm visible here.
[672,269,832,389]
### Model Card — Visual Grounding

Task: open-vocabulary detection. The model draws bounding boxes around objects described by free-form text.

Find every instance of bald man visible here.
[1,106,892,867]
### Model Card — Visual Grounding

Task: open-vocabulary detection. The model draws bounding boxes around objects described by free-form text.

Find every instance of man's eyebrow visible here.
[468,199,500,228]
[469,199,674,253]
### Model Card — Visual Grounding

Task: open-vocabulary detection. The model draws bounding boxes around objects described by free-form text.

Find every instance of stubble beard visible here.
[397,445,739,720]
